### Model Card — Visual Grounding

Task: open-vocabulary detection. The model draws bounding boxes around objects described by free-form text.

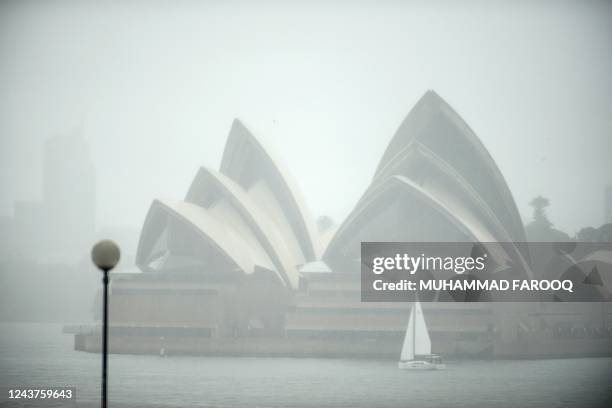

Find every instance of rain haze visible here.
[1,2,612,408]
[1,0,611,241]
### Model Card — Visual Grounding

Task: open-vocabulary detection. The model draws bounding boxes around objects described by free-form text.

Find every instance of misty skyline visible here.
[1,0,611,236]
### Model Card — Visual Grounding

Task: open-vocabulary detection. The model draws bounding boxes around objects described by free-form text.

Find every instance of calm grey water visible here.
[1,323,611,408]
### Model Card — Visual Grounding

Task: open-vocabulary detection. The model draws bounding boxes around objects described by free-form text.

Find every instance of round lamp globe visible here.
[91,240,121,271]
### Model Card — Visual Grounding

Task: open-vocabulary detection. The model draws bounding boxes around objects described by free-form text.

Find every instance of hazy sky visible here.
[1,0,611,236]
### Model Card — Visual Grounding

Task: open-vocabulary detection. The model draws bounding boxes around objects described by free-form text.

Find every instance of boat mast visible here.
[412,302,416,358]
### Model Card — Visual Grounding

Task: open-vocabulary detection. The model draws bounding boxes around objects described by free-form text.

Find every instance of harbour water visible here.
[1,323,611,407]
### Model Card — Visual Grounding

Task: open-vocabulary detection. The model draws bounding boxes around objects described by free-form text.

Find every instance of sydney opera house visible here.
[74,91,612,358]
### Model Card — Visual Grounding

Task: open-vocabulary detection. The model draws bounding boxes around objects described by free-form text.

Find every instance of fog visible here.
[1,4,612,407]
[1,1,611,255]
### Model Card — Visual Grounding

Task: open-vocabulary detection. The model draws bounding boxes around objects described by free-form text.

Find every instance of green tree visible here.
[530,195,551,227]
[525,196,571,242]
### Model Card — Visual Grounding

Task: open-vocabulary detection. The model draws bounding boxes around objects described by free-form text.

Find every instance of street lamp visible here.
[91,240,120,408]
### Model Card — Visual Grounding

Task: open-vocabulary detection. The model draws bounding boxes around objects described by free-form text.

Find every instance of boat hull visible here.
[398,360,446,370]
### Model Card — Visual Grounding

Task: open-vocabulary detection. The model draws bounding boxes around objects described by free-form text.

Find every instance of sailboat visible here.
[398,301,445,370]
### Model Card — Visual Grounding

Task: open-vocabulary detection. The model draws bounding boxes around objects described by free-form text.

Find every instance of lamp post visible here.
[91,240,120,408]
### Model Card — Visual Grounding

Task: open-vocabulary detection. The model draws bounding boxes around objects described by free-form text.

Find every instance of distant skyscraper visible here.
[43,132,95,260]
[606,185,612,224]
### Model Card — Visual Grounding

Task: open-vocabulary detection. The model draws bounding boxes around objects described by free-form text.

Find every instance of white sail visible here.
[400,301,432,361]
[398,301,444,370]
[400,306,415,361]
[413,301,432,356]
